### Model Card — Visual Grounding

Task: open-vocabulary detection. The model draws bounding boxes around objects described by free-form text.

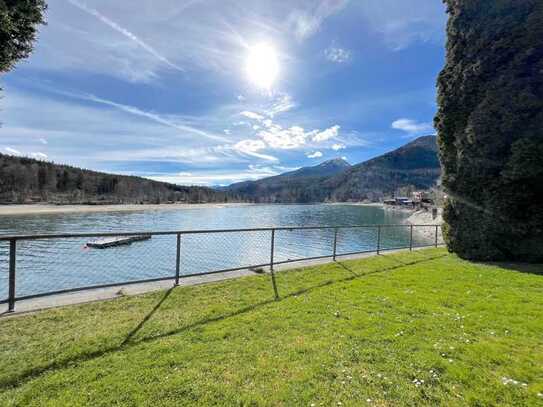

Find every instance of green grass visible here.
[1,248,542,406]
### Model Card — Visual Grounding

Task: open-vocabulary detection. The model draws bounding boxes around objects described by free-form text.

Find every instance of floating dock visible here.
[86,235,151,249]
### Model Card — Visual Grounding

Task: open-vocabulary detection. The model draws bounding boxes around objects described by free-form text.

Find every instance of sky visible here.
[0,0,447,186]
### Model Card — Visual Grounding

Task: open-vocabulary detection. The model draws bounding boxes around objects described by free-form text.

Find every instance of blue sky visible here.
[1,0,447,186]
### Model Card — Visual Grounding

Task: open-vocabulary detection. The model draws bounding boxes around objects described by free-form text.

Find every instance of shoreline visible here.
[0,202,254,216]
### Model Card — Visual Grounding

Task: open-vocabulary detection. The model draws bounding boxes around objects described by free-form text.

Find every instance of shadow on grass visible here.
[0,251,446,391]
[480,261,543,276]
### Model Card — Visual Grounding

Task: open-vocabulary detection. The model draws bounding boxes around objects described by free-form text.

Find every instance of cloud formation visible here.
[5,147,21,156]
[324,47,351,63]
[67,0,184,73]
[312,125,340,142]
[240,111,265,121]
[306,151,323,159]
[391,118,434,135]
[288,0,349,40]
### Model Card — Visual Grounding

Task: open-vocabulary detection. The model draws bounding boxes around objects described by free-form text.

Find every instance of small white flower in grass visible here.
[448,359,454,363]
[366,398,372,403]
[537,392,543,398]
[502,377,522,386]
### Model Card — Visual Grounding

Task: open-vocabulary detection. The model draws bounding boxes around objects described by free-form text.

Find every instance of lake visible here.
[0,204,437,301]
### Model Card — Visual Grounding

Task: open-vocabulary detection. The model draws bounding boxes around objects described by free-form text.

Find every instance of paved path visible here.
[1,247,438,316]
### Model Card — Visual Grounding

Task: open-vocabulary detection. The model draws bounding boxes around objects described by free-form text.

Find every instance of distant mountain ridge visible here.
[0,136,440,205]
[282,158,351,178]
[226,135,440,203]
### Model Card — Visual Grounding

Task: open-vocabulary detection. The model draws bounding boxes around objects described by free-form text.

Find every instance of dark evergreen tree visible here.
[0,0,47,73]
[435,0,543,261]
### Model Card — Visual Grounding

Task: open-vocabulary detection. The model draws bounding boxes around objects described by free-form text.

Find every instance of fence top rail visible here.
[0,224,441,241]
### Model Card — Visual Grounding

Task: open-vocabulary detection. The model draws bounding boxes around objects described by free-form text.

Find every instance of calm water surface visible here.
[0,204,434,300]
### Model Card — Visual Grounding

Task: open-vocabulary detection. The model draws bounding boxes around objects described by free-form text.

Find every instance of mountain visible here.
[325,135,440,201]
[280,158,351,178]
[227,158,351,203]
[0,154,239,205]
[226,135,440,203]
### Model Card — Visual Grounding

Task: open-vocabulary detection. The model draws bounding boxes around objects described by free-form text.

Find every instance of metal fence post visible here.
[409,225,413,251]
[174,233,181,286]
[269,229,279,300]
[8,239,16,312]
[435,225,438,248]
[376,225,381,255]
[332,228,338,261]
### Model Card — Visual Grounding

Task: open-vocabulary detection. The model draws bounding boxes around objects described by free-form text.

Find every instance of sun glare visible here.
[246,43,279,90]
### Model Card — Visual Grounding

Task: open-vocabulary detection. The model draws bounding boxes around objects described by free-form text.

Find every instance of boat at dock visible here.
[86,235,151,249]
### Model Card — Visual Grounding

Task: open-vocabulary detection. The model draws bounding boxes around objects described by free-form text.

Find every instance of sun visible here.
[246,43,279,91]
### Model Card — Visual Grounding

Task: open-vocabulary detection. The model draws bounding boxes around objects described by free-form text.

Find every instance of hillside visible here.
[0,154,237,205]
[326,135,441,201]
[227,158,350,203]
[227,135,441,203]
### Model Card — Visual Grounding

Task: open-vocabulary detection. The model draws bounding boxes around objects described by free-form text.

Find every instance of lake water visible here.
[0,204,438,301]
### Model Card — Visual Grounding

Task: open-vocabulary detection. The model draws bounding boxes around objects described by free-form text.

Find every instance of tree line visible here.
[0,154,245,204]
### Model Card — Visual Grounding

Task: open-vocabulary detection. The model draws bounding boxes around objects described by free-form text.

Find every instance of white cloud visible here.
[288,0,349,41]
[306,151,323,159]
[39,138,48,145]
[67,0,184,73]
[223,129,231,135]
[5,147,21,156]
[30,152,48,160]
[3,147,47,160]
[332,143,346,151]
[149,164,289,186]
[240,111,265,121]
[234,139,277,161]
[259,126,308,149]
[234,139,266,153]
[324,47,351,63]
[82,93,228,142]
[267,94,296,117]
[1,89,243,167]
[237,95,245,101]
[391,118,434,135]
[312,125,340,142]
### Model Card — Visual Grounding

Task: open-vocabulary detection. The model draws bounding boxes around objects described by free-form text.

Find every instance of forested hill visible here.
[0,154,238,204]
[226,157,351,201]
[226,135,441,203]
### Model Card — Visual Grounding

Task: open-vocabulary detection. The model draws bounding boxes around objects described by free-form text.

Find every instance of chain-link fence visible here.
[0,224,443,312]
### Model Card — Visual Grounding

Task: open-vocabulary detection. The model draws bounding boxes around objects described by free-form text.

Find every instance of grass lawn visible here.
[1,248,542,406]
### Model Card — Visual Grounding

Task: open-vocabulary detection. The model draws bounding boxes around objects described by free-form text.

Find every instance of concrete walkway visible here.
[1,246,438,316]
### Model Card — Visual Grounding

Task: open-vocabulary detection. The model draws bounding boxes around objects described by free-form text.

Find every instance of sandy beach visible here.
[0,203,254,216]
[406,208,443,225]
